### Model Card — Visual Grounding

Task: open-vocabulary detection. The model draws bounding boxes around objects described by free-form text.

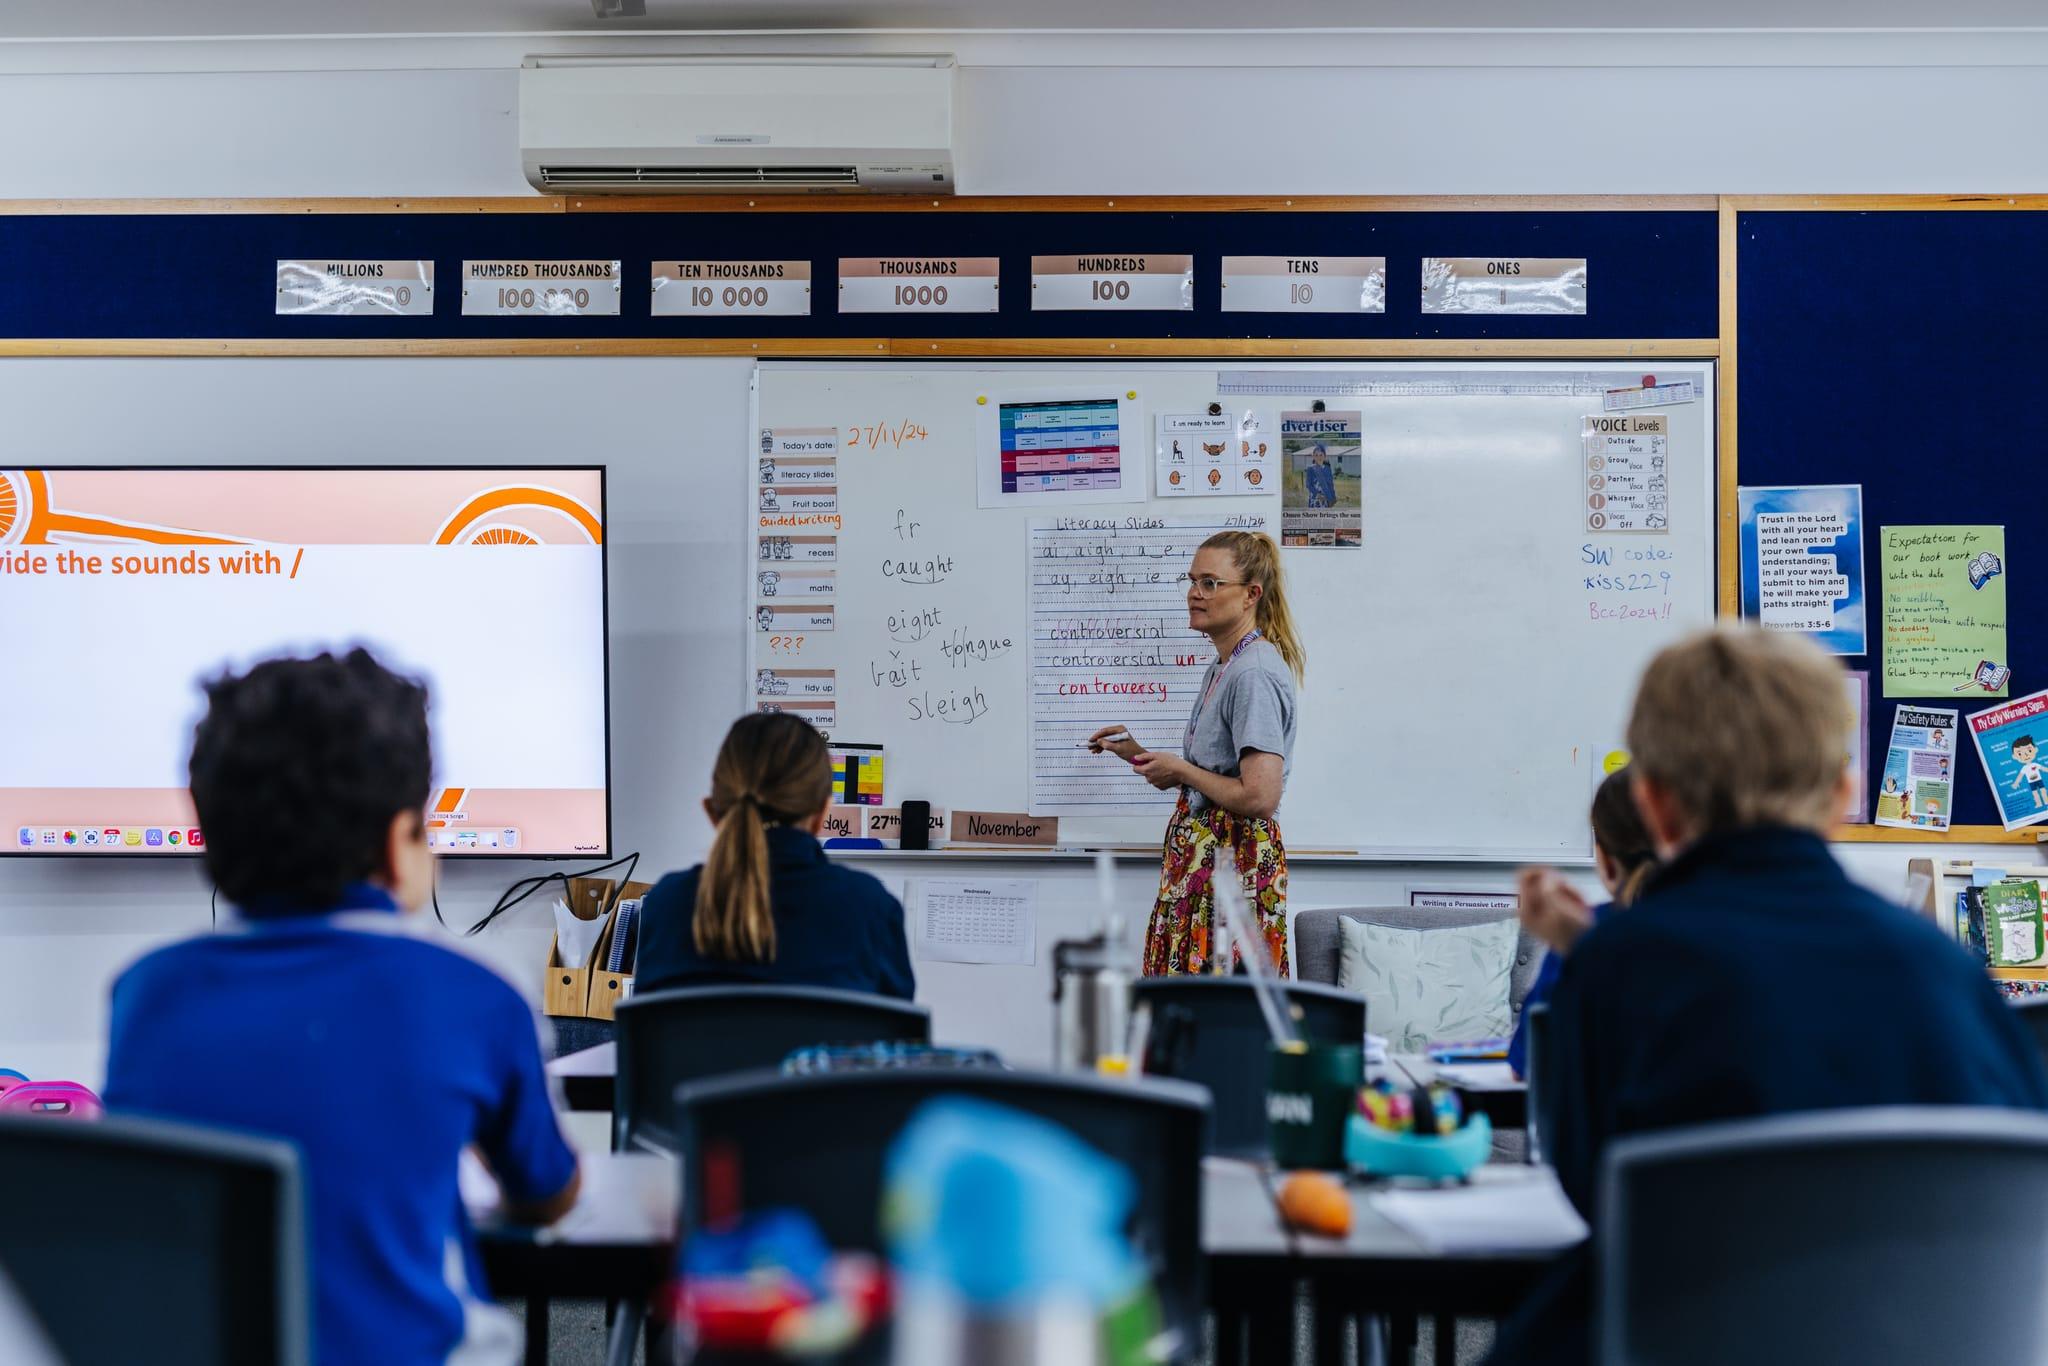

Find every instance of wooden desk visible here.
[478,1147,1575,1366]
[1392,1053,1530,1132]
[552,1043,1535,1131]
[468,1149,674,1366]
[547,1040,616,1113]
[1205,1156,1572,1364]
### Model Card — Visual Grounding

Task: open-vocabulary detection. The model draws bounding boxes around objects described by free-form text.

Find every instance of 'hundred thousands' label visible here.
[276,260,433,317]
[839,257,999,313]
[461,260,621,317]
[1031,255,1193,312]
[653,261,811,317]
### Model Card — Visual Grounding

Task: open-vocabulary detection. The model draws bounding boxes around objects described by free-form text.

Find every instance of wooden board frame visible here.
[0,191,2027,851]
[1724,193,2045,845]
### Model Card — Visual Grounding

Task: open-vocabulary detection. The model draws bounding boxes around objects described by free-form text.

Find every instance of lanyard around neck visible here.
[1197,629,1262,714]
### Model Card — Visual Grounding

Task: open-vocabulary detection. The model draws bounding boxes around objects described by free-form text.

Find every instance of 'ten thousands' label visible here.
[652,261,812,317]
[1031,255,1192,312]
[460,260,622,317]
[839,258,998,314]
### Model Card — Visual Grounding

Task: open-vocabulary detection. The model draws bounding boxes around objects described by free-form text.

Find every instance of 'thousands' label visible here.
[653,261,811,317]
[947,810,1060,847]
[1031,255,1193,312]
[276,260,433,316]
[839,258,999,313]
[1220,256,1386,314]
[461,260,621,316]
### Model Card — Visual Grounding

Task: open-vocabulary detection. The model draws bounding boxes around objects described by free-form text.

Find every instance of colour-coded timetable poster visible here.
[831,743,886,806]
[978,394,1142,508]
[1026,511,1269,817]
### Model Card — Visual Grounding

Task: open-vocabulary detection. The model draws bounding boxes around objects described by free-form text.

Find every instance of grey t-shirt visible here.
[1181,637,1295,813]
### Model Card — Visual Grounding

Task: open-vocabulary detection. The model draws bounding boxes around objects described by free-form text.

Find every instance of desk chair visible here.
[1132,976,1366,1157]
[0,1114,307,1366]
[2011,996,2048,1072]
[1600,1107,2048,1366]
[613,984,930,1151]
[1523,1002,1552,1166]
[674,1066,1209,1359]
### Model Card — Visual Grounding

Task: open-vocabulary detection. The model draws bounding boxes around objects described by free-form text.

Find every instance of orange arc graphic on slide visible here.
[434,789,467,815]
[435,487,602,546]
[467,526,541,545]
[7,470,243,547]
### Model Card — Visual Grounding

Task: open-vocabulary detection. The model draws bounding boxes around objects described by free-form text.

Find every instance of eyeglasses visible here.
[1178,574,1246,596]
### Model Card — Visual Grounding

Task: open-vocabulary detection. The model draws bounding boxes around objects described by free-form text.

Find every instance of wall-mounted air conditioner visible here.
[519,54,957,194]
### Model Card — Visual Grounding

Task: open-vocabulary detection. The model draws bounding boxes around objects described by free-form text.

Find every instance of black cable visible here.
[465,851,639,937]
[430,868,446,928]
[210,884,218,929]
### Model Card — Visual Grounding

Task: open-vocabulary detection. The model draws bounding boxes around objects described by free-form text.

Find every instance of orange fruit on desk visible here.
[1277,1172,1351,1238]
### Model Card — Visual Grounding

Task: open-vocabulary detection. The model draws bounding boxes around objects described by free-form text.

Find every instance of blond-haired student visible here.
[635,713,914,1000]
[1491,627,2048,1366]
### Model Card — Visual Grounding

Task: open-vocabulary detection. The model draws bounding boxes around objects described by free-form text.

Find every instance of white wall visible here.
[2,58,2048,197]
[1,37,2041,1083]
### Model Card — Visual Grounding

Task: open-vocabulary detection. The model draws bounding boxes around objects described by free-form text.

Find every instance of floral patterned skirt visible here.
[1142,789,1289,977]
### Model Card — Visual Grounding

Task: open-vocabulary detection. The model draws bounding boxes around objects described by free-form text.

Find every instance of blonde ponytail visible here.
[694,712,834,962]
[1201,530,1306,684]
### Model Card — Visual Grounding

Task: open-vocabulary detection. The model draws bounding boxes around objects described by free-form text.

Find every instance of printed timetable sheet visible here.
[912,878,1038,965]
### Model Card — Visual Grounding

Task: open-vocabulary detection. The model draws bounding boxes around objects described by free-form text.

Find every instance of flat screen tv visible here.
[0,466,609,858]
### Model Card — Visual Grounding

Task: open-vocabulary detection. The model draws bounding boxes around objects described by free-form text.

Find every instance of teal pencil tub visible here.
[1344,1112,1493,1181]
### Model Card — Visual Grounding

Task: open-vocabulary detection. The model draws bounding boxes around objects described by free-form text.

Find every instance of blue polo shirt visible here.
[105,885,577,1366]
[635,825,915,1000]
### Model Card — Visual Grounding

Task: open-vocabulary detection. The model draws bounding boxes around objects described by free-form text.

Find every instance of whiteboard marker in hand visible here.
[1084,725,1142,763]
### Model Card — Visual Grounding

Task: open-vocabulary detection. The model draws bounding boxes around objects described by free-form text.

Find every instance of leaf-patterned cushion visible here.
[1336,916,1516,1053]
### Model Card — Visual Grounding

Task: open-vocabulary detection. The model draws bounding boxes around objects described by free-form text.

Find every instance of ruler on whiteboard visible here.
[1217,370,1614,399]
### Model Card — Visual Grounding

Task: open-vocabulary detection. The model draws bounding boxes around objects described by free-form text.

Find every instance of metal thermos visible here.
[893,1290,1104,1366]
[1051,934,1131,1071]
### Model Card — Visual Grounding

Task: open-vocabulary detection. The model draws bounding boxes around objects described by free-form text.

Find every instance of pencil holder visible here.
[1266,1040,1362,1171]
[1344,1112,1494,1181]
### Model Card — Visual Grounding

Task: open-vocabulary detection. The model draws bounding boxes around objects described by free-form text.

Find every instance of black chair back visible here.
[0,1114,307,1366]
[676,1066,1209,1354]
[1524,1001,1552,1165]
[1601,1108,2048,1366]
[2011,996,2048,1073]
[614,984,930,1150]
[1132,977,1366,1157]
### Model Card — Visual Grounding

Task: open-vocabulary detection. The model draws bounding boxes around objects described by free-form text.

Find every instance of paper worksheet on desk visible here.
[912,878,1037,965]
[1027,512,1269,817]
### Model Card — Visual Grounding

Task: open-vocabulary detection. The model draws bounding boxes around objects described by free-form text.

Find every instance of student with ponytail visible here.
[1090,530,1304,975]
[635,712,914,1000]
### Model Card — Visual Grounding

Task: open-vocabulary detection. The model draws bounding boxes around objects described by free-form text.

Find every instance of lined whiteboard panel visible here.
[752,361,1716,859]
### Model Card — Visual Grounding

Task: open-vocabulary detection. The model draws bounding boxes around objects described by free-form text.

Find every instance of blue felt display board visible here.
[0,208,1714,340]
[1738,209,2048,829]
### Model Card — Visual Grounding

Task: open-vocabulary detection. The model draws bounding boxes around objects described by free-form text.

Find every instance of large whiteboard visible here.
[751,361,1716,859]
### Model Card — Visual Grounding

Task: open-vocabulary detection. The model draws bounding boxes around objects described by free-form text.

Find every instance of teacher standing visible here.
[1090,530,1304,976]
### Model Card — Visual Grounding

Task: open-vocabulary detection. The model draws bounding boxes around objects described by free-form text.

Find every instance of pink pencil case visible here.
[0,1081,104,1120]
